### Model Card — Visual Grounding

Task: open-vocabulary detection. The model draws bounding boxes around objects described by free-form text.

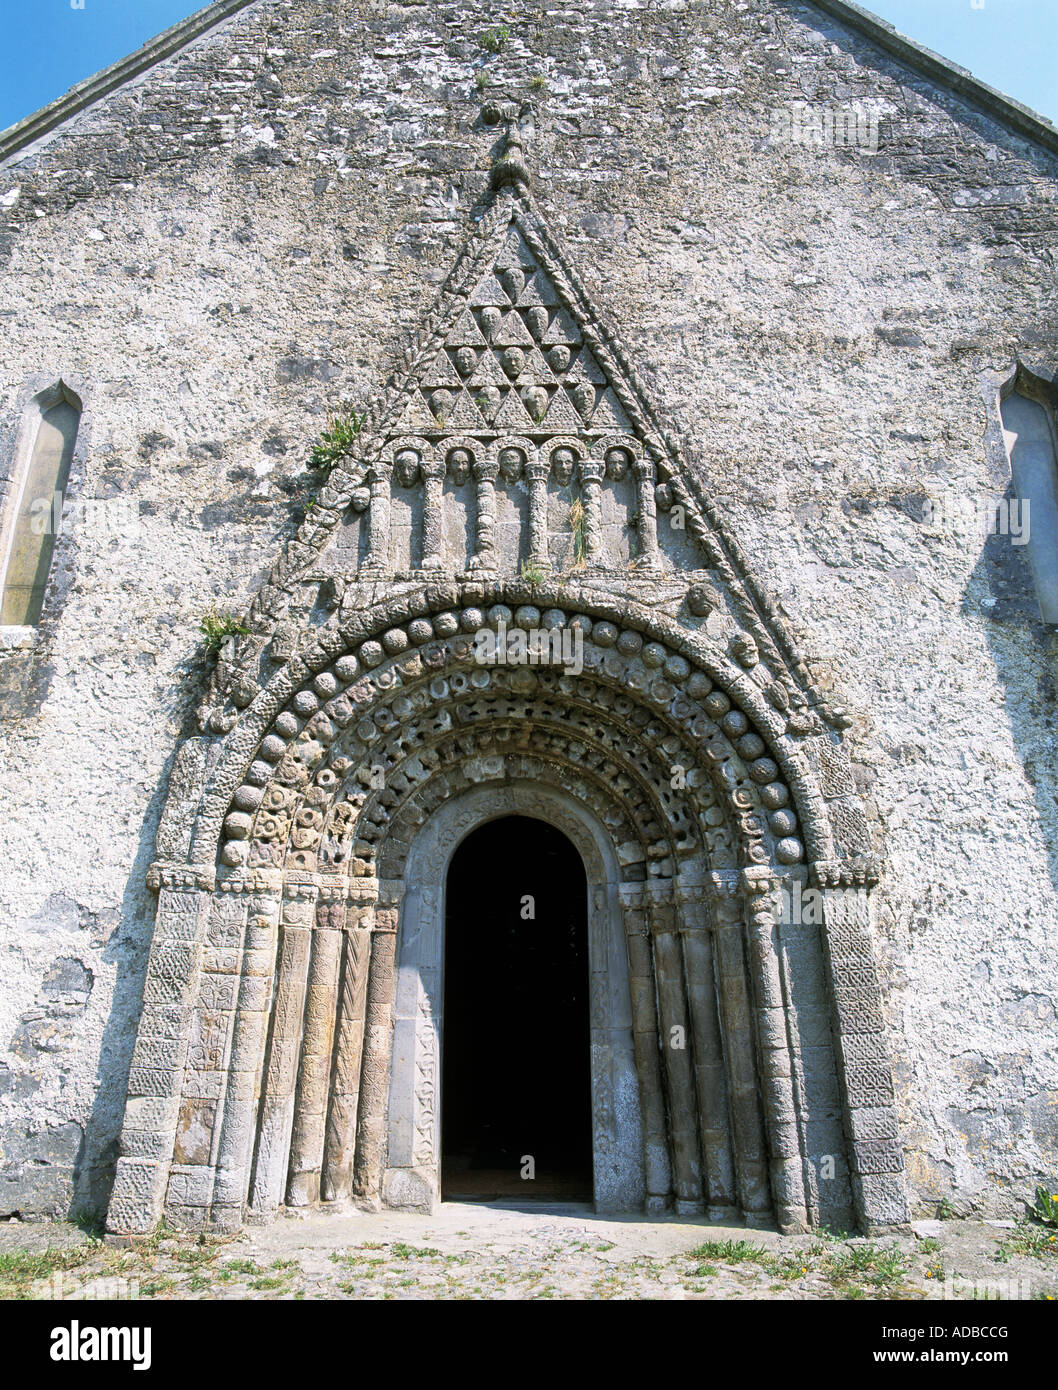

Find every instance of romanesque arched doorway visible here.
[106,107,908,1238]
[441,815,592,1202]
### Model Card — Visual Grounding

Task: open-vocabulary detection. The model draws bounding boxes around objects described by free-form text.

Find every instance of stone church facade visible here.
[0,0,1055,1236]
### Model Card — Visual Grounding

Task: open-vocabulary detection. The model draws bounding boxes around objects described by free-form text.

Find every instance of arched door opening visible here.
[441,815,593,1201]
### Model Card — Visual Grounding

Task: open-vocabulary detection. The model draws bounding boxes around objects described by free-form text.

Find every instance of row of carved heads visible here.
[373,433,647,487]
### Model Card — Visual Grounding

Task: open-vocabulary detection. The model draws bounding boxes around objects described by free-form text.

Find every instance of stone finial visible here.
[483,101,533,193]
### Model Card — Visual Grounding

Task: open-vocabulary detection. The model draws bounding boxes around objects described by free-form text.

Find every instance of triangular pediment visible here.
[216,145,837,738]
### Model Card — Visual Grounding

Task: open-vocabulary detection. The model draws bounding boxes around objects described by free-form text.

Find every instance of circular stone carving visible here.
[686,671,713,699]
[515,606,541,628]
[642,642,666,668]
[760,782,789,809]
[593,621,618,647]
[776,837,804,864]
[720,709,748,738]
[749,757,780,784]
[275,711,301,738]
[460,608,485,632]
[334,654,359,682]
[233,784,264,812]
[433,611,459,637]
[292,691,319,717]
[359,640,384,668]
[769,809,798,836]
[736,732,766,760]
[314,672,339,699]
[383,628,409,654]
[616,629,642,657]
[408,618,434,645]
[704,691,731,718]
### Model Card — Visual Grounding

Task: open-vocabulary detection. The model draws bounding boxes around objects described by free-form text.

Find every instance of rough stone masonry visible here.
[0,0,1055,1232]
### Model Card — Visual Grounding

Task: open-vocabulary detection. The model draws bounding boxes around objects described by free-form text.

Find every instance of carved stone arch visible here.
[219,609,802,880]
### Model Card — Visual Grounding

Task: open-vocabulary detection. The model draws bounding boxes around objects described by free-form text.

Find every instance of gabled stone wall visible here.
[1,0,1056,1222]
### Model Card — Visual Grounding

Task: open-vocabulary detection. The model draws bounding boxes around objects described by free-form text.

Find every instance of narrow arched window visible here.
[1000,383,1058,624]
[0,384,81,627]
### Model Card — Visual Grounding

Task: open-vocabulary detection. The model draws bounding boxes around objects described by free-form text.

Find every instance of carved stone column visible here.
[286,883,346,1207]
[419,456,446,571]
[816,874,909,1231]
[468,455,499,571]
[619,882,672,1211]
[352,879,402,1204]
[321,882,376,1201]
[741,867,810,1233]
[362,461,392,572]
[247,879,316,1215]
[526,455,551,568]
[633,454,661,570]
[706,873,772,1224]
[106,869,213,1236]
[209,878,282,1229]
[646,879,703,1214]
[676,882,738,1218]
[578,457,605,566]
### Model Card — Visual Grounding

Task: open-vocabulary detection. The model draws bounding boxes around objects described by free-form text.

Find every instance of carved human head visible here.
[551,447,576,486]
[454,347,477,377]
[501,347,525,379]
[605,446,632,480]
[394,447,421,487]
[447,447,472,485]
[498,446,524,483]
[572,383,595,417]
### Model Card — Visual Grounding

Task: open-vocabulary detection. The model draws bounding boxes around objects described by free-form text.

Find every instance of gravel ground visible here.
[1,1204,1055,1301]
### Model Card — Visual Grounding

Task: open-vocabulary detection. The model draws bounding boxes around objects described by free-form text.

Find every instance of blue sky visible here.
[0,0,1055,133]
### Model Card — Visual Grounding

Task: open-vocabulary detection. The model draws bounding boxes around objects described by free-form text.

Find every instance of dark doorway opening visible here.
[442,815,593,1201]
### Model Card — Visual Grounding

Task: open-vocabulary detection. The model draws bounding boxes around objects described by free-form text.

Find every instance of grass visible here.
[994,1221,1058,1263]
[682,1237,910,1296]
[0,1246,93,1299]
[688,1238,768,1266]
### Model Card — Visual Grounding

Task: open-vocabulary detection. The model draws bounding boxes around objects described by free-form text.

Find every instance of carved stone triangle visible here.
[492,388,537,431]
[445,309,487,347]
[468,273,513,308]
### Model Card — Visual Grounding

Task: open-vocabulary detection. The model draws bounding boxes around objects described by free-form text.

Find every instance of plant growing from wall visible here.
[308,408,366,476]
[1032,1186,1058,1227]
[199,605,249,658]
[521,558,547,587]
[480,25,510,54]
[567,494,586,568]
